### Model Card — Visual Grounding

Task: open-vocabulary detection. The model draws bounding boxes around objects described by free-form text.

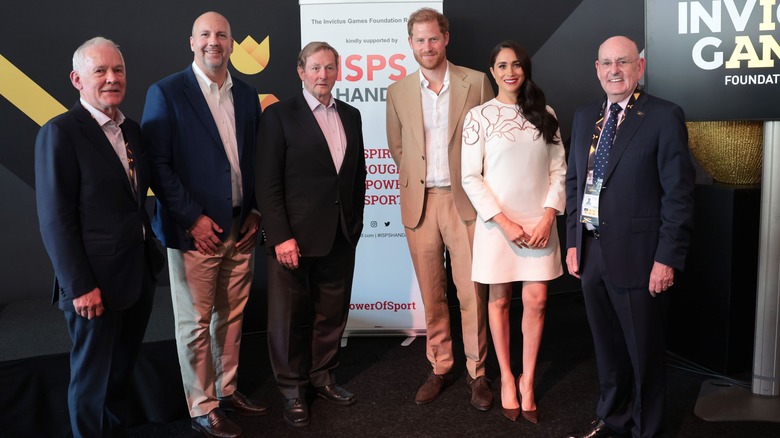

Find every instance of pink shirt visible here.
[303,89,347,173]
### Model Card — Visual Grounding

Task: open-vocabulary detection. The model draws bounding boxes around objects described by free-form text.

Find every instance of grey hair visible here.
[72,37,124,74]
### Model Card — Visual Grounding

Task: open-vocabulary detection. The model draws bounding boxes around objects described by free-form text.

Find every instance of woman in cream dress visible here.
[461,40,566,424]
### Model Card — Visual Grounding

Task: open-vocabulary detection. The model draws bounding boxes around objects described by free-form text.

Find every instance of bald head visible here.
[598,36,639,60]
[596,35,645,103]
[190,11,233,85]
[192,11,231,39]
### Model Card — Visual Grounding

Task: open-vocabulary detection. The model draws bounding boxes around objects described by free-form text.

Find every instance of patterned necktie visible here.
[125,141,137,197]
[592,102,622,181]
[118,123,137,197]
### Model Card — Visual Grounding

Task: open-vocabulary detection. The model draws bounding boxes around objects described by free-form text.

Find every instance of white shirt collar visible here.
[191,61,233,93]
[418,62,451,89]
[80,98,125,127]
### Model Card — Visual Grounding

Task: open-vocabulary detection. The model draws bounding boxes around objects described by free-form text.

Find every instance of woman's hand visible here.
[526,208,557,249]
[491,213,531,248]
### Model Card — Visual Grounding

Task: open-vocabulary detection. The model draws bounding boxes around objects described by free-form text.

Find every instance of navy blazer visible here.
[35,103,162,310]
[141,67,261,250]
[258,93,366,256]
[565,92,695,288]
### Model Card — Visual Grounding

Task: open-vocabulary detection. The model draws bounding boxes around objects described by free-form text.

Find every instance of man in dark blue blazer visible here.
[35,37,164,438]
[258,41,366,428]
[141,11,266,438]
[565,36,695,438]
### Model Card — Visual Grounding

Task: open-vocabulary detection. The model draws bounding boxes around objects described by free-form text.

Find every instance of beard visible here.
[414,50,446,70]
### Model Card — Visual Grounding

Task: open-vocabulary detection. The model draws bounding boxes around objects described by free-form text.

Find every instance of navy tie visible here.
[593,103,621,181]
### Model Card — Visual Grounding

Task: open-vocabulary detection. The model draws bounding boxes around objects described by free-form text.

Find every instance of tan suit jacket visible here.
[386,62,494,229]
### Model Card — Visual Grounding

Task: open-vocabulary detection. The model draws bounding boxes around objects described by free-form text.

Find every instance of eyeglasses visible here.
[598,58,639,70]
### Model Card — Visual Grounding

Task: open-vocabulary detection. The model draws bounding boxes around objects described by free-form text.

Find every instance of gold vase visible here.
[686,121,763,184]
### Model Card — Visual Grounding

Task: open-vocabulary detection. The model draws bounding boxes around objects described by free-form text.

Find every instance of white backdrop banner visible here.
[299,0,442,335]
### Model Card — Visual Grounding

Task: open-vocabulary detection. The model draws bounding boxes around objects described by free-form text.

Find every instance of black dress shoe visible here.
[219,391,270,416]
[314,384,357,406]
[191,408,242,438]
[284,398,310,428]
[565,419,617,438]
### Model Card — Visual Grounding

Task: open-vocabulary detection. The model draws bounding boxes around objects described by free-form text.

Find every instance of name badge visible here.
[580,172,602,227]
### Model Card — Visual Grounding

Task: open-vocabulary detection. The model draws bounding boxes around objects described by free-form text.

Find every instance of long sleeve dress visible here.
[461,99,567,284]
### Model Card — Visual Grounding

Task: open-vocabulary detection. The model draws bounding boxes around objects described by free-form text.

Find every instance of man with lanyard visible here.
[564,36,695,438]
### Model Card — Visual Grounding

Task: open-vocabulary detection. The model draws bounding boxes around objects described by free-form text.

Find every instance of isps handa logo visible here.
[0,32,278,130]
[678,0,780,85]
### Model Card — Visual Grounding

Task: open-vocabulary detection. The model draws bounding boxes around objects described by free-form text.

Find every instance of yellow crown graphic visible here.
[231,35,270,75]
[230,35,277,109]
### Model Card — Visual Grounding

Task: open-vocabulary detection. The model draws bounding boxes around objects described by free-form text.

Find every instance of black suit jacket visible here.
[258,93,366,256]
[565,92,695,288]
[35,103,163,310]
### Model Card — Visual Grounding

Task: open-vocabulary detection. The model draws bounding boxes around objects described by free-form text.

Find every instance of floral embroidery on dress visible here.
[482,104,528,143]
[463,103,531,147]
[463,110,480,146]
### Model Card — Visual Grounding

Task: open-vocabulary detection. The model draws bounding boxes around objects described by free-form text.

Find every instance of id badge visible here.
[580,176,602,227]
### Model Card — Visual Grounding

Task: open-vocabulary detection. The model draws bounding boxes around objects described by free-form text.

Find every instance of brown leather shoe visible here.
[466,375,493,411]
[191,408,242,438]
[415,371,452,405]
[283,398,310,428]
[219,391,270,416]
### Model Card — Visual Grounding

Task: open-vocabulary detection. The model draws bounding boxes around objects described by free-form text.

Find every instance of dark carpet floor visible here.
[124,292,780,437]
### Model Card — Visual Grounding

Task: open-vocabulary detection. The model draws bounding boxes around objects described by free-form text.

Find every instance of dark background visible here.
[1,4,771,437]
[0,1,644,328]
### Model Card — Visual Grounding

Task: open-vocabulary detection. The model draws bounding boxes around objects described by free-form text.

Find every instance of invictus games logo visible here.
[677,0,780,85]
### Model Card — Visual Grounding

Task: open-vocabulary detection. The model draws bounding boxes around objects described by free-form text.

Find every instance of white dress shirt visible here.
[419,67,451,188]
[191,62,243,207]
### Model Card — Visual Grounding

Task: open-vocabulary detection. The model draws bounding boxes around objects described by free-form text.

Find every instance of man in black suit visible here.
[35,37,163,438]
[258,41,366,428]
[565,36,695,438]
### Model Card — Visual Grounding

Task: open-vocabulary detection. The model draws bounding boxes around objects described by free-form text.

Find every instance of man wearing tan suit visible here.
[386,7,495,411]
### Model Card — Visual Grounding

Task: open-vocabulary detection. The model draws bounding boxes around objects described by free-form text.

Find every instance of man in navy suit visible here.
[565,36,695,438]
[258,41,366,428]
[141,11,267,438]
[35,37,164,438]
